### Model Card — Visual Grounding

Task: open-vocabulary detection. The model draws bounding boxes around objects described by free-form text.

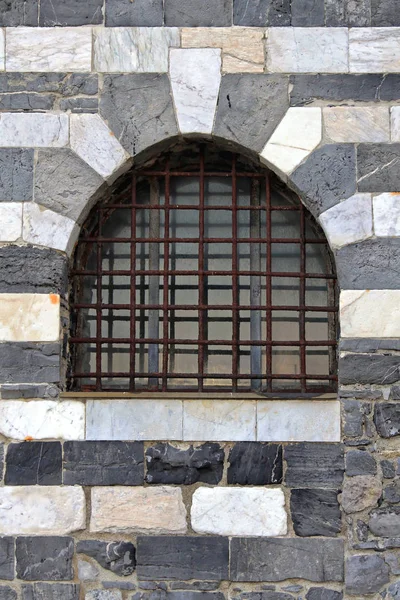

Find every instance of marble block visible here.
[373,193,400,237]
[0,113,68,148]
[324,106,390,142]
[0,293,60,342]
[341,290,400,338]
[183,400,256,441]
[319,193,373,249]
[350,28,400,73]
[0,203,22,242]
[23,203,79,255]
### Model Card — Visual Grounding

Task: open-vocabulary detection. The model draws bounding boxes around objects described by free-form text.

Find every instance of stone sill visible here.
[61,391,338,401]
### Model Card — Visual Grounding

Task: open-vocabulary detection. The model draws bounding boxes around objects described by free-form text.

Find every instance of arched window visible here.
[69,143,338,394]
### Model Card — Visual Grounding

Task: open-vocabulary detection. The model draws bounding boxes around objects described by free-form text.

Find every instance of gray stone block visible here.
[341,355,400,386]
[169,583,219,591]
[136,536,229,581]
[39,0,103,25]
[35,148,104,222]
[77,540,136,576]
[371,0,400,26]
[233,0,291,26]
[0,148,33,202]
[358,144,400,192]
[22,583,80,600]
[133,594,225,600]
[0,73,98,96]
[284,443,344,488]
[1,384,60,399]
[16,536,74,581]
[63,441,144,485]
[339,339,400,353]
[214,74,289,153]
[382,460,396,479]
[105,0,163,26]
[0,246,67,294]
[345,555,389,595]
[391,385,400,399]
[233,594,294,600]
[384,481,400,504]
[0,537,14,581]
[343,400,363,438]
[0,342,60,384]
[100,74,178,157]
[230,538,344,582]
[6,441,62,485]
[336,238,400,290]
[388,582,400,600]
[306,589,342,600]
[0,0,38,25]
[227,442,282,485]
[291,145,356,217]
[291,0,324,25]
[0,586,17,600]
[325,0,370,26]
[165,0,232,26]
[0,93,55,110]
[290,489,341,537]
[375,403,400,438]
[59,98,98,113]
[346,450,376,476]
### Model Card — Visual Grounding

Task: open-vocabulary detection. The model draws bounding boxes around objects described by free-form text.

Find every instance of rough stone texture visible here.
[100,74,178,157]
[22,583,80,600]
[319,193,372,250]
[346,450,376,476]
[291,145,356,217]
[16,536,73,581]
[388,582,400,600]
[0,92,54,111]
[0,537,14,581]
[336,238,400,290]
[291,0,325,26]
[77,540,136,576]
[233,0,291,26]
[325,0,370,26]
[105,0,163,26]
[86,592,122,600]
[230,538,344,582]
[0,73,98,96]
[306,589,342,600]
[341,475,382,513]
[136,536,229,581]
[343,400,364,438]
[341,290,400,338]
[1,384,59,400]
[59,98,98,113]
[384,481,400,503]
[34,149,104,223]
[340,339,400,353]
[0,586,17,600]
[23,204,79,256]
[350,28,400,73]
[382,460,396,479]
[0,0,38,25]
[340,355,400,386]
[214,74,289,153]
[358,144,400,192]
[371,0,400,26]
[77,558,99,581]
[284,443,344,488]
[290,489,341,537]
[346,555,390,595]
[0,149,33,202]
[164,0,232,26]
[64,441,144,486]
[145,443,224,485]
[0,343,60,384]
[0,444,3,482]
[231,595,294,600]
[90,487,187,534]
[0,246,67,295]
[227,442,282,485]
[370,507,400,537]
[5,442,62,485]
[39,0,103,25]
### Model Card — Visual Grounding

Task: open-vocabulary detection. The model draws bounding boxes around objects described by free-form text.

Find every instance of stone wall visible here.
[1,2,400,599]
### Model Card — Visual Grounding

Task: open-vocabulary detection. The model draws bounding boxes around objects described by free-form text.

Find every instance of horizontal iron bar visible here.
[72,303,338,312]
[70,337,336,346]
[72,371,338,380]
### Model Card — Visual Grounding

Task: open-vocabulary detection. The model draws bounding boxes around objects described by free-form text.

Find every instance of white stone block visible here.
[94,27,180,73]
[191,487,287,537]
[261,107,322,175]
[257,400,341,442]
[6,27,92,72]
[266,28,349,73]
[0,486,86,535]
[0,29,5,71]
[350,28,400,73]
[373,193,400,237]
[70,114,128,180]
[0,202,22,242]
[319,193,373,249]
[90,487,187,534]
[0,293,60,342]
[0,400,85,440]
[170,48,222,134]
[183,400,256,441]
[324,107,390,142]
[86,399,183,440]
[390,107,400,142]
[23,203,79,255]
[0,113,68,148]
[341,290,400,338]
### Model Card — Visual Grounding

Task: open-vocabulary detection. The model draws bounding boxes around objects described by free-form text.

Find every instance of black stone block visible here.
[0,586,17,600]
[137,536,229,581]
[340,355,400,386]
[306,588,343,600]
[39,0,103,25]
[0,538,14,581]
[233,0,291,26]
[0,0,38,25]
[63,441,144,486]
[230,538,344,582]
[0,246,67,295]
[105,0,163,26]
[76,540,136,576]
[291,0,324,25]
[290,489,341,537]
[339,339,400,353]
[22,583,80,600]
[59,98,98,113]
[0,343,60,384]
[0,73,98,96]
[336,239,400,290]
[145,443,224,485]
[358,144,400,192]
[6,442,62,485]
[16,537,74,581]
[371,0,400,25]
[325,0,370,26]
[375,404,400,438]
[284,443,344,488]
[0,149,33,201]
[1,384,59,400]
[227,442,282,485]
[345,450,376,476]
[0,94,54,111]
[346,555,389,595]
[165,0,232,26]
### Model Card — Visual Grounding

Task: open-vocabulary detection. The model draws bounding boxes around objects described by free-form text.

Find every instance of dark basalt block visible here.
[0,343,60,384]
[5,442,62,485]
[0,537,14,581]
[284,443,344,488]
[345,555,389,595]
[290,489,341,537]
[227,442,282,485]
[77,540,136,576]
[0,246,67,295]
[16,537,74,581]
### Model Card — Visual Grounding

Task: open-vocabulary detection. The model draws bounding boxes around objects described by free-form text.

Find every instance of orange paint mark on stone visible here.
[24,436,33,441]
[49,294,59,305]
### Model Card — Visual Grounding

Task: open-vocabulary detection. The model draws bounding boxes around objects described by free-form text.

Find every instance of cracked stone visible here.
[16,537,74,581]
[233,0,291,25]
[357,144,400,192]
[0,246,67,295]
[345,450,376,476]
[5,442,62,485]
[340,354,400,386]
[0,343,60,384]
[39,0,103,25]
[76,540,136,576]
[0,0,38,25]
[105,0,163,26]
[0,538,14,581]
[341,475,382,513]
[375,403,400,437]
[346,555,389,595]
[291,489,341,537]
[227,442,282,485]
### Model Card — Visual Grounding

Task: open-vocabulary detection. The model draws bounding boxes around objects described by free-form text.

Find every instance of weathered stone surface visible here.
[59,98,98,113]
[0,149,33,201]
[16,536,73,581]
[0,73,98,96]
[5,442,62,485]
[0,113,68,148]
[0,246,67,295]
[285,443,344,488]
[358,144,400,192]
[0,444,3,482]
[22,583,80,600]
[0,487,85,535]
[214,74,289,153]
[77,540,136,576]
[169,583,220,592]
[291,145,356,217]
[386,552,400,575]
[100,74,178,157]
[375,404,400,438]
[291,0,324,25]
[0,204,22,242]
[343,400,363,437]
[350,28,400,73]
[77,559,99,581]
[341,290,400,338]
[346,450,376,476]
[0,537,14,581]
[35,149,104,223]
[374,192,400,237]
[137,536,229,581]
[382,460,396,479]
[233,0,291,26]
[228,442,282,485]
[231,594,294,600]
[0,0,38,25]
[340,339,400,353]
[64,441,144,486]
[336,238,400,290]
[341,475,382,513]
[306,589,342,600]
[165,0,232,26]
[86,592,122,600]
[346,555,389,595]
[369,507,400,537]
[105,0,163,26]
[146,443,224,485]
[290,489,341,537]
[325,0,370,26]
[388,582,400,600]
[319,193,372,250]
[0,586,17,600]
[23,204,79,256]
[384,481,400,504]
[183,400,255,441]
[391,385,400,400]
[324,106,389,143]
[90,487,187,534]
[0,293,59,343]
[371,0,400,25]
[192,488,287,536]
[340,355,400,386]
[230,538,344,582]
[39,0,103,25]
[0,343,60,384]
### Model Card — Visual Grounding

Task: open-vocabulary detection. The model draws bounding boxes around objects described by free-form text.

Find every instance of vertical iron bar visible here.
[129,175,137,391]
[299,202,307,392]
[265,175,272,392]
[250,179,262,391]
[198,148,205,392]
[148,178,160,388]
[162,159,170,391]
[232,155,239,392]
[95,209,103,390]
